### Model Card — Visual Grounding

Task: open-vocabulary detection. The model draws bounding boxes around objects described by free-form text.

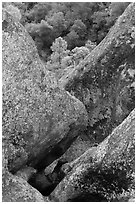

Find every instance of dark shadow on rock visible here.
[68,192,108,202]
[29,123,85,172]
[28,159,68,196]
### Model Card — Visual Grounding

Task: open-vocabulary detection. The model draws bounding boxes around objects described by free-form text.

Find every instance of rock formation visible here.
[2,8,88,173]
[2,3,135,202]
[50,109,135,202]
[59,3,135,136]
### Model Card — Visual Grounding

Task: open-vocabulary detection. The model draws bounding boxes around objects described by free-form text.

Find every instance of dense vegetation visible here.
[12,2,130,60]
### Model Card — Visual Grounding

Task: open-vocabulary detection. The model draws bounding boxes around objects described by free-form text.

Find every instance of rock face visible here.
[28,159,68,196]
[15,166,37,181]
[44,133,94,175]
[59,134,95,162]
[59,3,135,89]
[2,138,44,202]
[2,8,88,173]
[2,4,135,202]
[59,3,135,136]
[50,109,135,202]
[2,172,45,202]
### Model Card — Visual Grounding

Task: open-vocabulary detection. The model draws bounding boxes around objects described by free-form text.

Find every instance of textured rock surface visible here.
[2,139,44,202]
[15,166,37,181]
[59,3,135,130]
[2,172,44,202]
[50,109,135,201]
[2,9,88,173]
[44,134,93,175]
[60,134,94,162]
[59,3,135,89]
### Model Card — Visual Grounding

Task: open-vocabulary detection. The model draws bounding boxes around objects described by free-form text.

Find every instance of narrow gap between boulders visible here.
[28,159,68,196]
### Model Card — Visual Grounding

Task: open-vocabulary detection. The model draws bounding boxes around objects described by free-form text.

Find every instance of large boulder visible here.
[2,8,88,173]
[50,109,135,201]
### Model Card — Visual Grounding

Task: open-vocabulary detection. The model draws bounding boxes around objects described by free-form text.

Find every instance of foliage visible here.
[25,20,53,57]
[46,40,91,76]
[90,10,109,43]
[26,3,52,23]
[11,3,105,59]
[47,12,67,38]
[109,2,130,20]
[65,30,79,50]
[107,2,130,27]
[85,40,97,51]
[71,46,90,66]
[46,37,70,71]
[12,2,129,61]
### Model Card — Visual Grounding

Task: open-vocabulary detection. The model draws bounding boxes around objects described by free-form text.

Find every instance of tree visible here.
[25,20,54,57]
[47,12,67,37]
[23,3,52,23]
[70,19,86,38]
[65,19,87,49]
[13,2,117,60]
[65,30,79,50]
[46,37,70,71]
[61,46,90,69]
[91,10,109,43]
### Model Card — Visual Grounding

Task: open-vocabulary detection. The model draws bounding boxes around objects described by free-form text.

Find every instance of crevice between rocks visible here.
[25,124,86,196]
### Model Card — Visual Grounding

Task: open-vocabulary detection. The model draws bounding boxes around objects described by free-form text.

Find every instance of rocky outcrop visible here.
[50,109,135,202]
[2,8,88,174]
[59,3,135,135]
[59,3,135,89]
[2,4,135,202]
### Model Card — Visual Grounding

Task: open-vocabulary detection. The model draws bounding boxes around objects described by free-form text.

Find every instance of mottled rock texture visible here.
[2,172,45,202]
[2,3,135,202]
[44,134,93,175]
[2,8,88,173]
[59,3,135,132]
[50,109,135,201]
[15,166,37,181]
[2,138,44,202]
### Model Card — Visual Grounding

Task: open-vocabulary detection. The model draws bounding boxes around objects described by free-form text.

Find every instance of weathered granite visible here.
[50,109,135,201]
